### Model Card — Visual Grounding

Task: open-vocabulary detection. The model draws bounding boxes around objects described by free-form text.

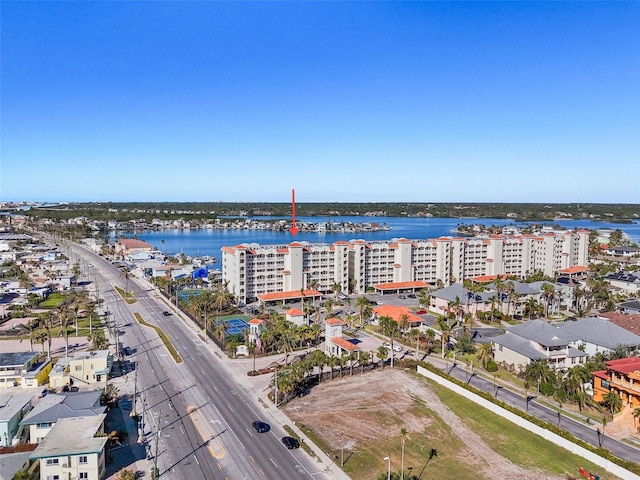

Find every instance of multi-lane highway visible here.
[62,240,332,480]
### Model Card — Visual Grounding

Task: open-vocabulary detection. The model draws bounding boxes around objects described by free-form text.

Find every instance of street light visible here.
[384,456,391,480]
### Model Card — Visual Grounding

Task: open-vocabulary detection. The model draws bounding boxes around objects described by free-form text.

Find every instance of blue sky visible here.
[1,2,638,203]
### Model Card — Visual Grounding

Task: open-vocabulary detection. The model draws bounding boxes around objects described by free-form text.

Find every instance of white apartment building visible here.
[222,231,589,304]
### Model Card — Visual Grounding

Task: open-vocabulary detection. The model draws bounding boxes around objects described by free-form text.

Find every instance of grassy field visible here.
[38,293,69,308]
[425,376,621,480]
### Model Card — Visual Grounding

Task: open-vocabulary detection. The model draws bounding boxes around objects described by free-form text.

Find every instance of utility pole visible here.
[131,362,138,417]
[152,410,161,480]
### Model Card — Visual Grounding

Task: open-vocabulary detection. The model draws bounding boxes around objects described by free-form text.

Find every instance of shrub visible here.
[485,360,498,372]
[540,382,555,396]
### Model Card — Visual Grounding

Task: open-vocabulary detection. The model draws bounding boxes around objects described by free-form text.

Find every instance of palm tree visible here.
[633,407,640,431]
[602,391,623,416]
[418,289,431,311]
[408,328,420,357]
[356,296,371,326]
[541,282,555,318]
[475,343,494,369]
[377,345,389,369]
[524,359,554,393]
[400,427,409,480]
[18,319,39,352]
[359,351,370,374]
[379,316,399,368]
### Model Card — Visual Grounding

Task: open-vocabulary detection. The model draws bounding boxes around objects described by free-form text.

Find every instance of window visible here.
[79,456,88,464]
[46,476,60,480]
[79,473,89,479]
[46,459,59,465]
[75,365,82,371]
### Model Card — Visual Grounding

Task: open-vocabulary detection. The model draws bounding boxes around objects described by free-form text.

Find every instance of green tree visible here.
[379,316,399,368]
[116,469,136,480]
[602,391,623,416]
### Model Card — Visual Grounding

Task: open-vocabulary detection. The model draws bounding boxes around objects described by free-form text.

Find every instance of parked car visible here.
[383,342,402,353]
[163,311,171,316]
[398,295,406,299]
[416,310,427,315]
[281,436,300,449]
[252,421,270,433]
[408,294,417,299]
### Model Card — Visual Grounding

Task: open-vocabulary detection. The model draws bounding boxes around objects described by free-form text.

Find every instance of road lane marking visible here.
[186,405,225,459]
[269,458,278,468]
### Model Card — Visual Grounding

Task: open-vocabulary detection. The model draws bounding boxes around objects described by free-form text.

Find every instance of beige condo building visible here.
[222,230,589,304]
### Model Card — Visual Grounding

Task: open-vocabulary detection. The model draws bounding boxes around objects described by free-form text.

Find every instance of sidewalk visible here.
[104,329,150,479]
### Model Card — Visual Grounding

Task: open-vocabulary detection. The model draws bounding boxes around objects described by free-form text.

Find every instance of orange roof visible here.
[289,242,305,247]
[258,289,322,301]
[470,274,511,283]
[249,318,264,325]
[375,281,429,290]
[604,357,640,375]
[373,305,422,323]
[221,246,235,255]
[286,308,304,316]
[331,337,360,351]
[324,317,344,325]
[558,266,588,274]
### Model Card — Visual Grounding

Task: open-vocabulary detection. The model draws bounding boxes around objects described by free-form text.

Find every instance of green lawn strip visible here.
[291,399,478,480]
[114,286,136,304]
[38,293,69,308]
[282,425,317,460]
[425,377,621,480]
[133,313,182,363]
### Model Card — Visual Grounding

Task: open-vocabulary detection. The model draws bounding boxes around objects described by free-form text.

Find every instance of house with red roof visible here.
[115,238,153,256]
[592,357,640,412]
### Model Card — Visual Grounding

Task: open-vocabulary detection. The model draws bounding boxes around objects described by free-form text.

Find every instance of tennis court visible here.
[177,290,202,303]
[224,318,250,336]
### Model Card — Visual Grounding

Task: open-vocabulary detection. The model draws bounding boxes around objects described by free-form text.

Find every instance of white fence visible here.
[416,365,640,480]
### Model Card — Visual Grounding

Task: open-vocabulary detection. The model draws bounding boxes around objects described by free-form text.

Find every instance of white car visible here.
[383,342,402,353]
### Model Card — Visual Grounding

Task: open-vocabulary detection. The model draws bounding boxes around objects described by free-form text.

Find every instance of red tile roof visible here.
[324,317,344,325]
[249,318,264,325]
[558,266,588,274]
[375,281,429,290]
[117,239,152,250]
[331,337,360,351]
[286,308,304,316]
[471,274,511,283]
[373,305,422,323]
[598,313,640,335]
[258,289,322,301]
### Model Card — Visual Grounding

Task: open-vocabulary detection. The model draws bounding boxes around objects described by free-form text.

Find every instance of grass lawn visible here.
[426,377,621,480]
[39,293,69,308]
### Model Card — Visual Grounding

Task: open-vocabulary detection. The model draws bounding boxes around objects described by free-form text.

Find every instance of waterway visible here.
[115,216,640,265]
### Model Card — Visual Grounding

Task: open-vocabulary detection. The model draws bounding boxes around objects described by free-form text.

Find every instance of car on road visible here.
[375,301,384,305]
[383,342,402,353]
[415,310,427,315]
[407,294,417,299]
[252,421,270,433]
[398,295,406,299]
[163,311,171,316]
[281,436,300,449]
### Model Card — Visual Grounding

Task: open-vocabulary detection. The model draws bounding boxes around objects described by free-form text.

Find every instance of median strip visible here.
[133,312,183,363]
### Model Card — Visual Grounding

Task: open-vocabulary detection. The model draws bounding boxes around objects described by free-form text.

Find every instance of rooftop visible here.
[29,415,108,459]
[0,390,34,422]
[0,352,39,368]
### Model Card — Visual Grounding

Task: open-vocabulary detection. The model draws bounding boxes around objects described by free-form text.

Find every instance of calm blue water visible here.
[115,216,640,265]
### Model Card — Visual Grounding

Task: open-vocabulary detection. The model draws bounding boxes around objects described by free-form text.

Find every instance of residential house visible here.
[19,390,105,443]
[428,283,494,318]
[49,351,112,387]
[597,312,640,337]
[592,357,640,411]
[114,238,153,257]
[604,246,640,258]
[492,317,640,371]
[0,390,34,446]
[29,415,108,480]
[604,271,640,294]
[0,352,52,389]
[618,298,640,315]
[0,451,33,480]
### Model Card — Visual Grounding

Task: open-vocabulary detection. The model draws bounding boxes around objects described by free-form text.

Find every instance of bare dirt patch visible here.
[285,369,567,480]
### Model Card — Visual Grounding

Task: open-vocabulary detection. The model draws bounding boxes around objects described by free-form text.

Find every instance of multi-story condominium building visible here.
[222,231,589,304]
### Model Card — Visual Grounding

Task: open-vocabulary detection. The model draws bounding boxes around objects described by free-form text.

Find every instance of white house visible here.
[285,308,307,327]
[30,415,108,480]
[604,271,640,294]
[492,317,640,371]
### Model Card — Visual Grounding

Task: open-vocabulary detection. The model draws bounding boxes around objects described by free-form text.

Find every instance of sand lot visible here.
[284,369,576,480]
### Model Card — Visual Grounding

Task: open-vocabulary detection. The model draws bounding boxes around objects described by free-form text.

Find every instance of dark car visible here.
[163,311,171,316]
[252,421,270,433]
[281,436,300,449]
[408,294,417,299]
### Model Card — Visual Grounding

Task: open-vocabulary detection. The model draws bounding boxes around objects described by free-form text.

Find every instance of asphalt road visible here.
[60,240,328,480]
